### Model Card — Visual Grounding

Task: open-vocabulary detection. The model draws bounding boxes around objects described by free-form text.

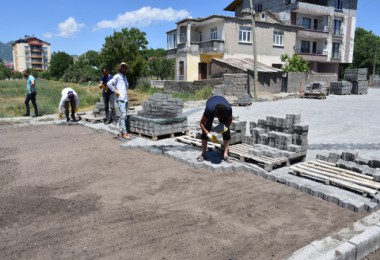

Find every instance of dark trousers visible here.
[25,92,38,116]
[64,100,76,120]
[103,91,116,122]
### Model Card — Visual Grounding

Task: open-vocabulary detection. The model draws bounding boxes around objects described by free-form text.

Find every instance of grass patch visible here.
[0,80,101,117]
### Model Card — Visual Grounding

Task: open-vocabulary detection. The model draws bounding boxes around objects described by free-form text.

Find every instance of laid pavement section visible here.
[1,88,380,259]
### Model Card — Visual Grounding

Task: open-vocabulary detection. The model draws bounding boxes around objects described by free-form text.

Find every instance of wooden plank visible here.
[294,164,380,190]
[290,166,377,196]
[307,161,373,181]
[313,160,373,180]
[175,136,221,149]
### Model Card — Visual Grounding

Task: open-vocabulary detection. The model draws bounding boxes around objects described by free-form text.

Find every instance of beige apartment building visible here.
[167,13,298,81]
[167,0,357,81]
[12,35,51,72]
[225,0,358,74]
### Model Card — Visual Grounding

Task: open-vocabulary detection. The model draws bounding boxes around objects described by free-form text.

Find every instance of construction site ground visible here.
[1,89,380,259]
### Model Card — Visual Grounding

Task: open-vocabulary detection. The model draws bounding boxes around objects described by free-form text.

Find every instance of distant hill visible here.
[0,41,13,62]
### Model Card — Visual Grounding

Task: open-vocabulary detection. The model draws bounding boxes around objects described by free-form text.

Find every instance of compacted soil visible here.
[0,124,368,259]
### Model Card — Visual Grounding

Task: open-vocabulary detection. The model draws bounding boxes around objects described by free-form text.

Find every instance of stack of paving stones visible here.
[194,116,247,145]
[370,74,380,88]
[129,93,188,138]
[245,114,308,160]
[344,68,369,95]
[232,93,252,106]
[92,98,106,119]
[316,152,380,181]
[330,81,352,95]
[305,81,327,94]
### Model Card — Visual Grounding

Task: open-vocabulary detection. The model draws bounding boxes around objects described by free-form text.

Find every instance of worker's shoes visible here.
[66,117,70,122]
[22,113,30,117]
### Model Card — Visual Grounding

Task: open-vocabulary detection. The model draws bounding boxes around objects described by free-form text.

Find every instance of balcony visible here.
[174,40,225,55]
[296,48,328,62]
[297,24,329,39]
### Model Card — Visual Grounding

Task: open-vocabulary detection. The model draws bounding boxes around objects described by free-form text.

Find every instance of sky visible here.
[0,0,379,56]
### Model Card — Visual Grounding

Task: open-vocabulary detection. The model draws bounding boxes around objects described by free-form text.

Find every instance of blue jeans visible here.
[117,100,128,134]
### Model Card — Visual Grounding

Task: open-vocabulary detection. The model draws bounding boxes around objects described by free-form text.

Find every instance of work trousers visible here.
[25,92,38,115]
[64,100,76,120]
[117,100,129,134]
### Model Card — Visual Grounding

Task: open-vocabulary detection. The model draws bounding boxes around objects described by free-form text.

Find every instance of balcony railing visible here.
[297,23,329,33]
[296,48,327,55]
[175,40,225,54]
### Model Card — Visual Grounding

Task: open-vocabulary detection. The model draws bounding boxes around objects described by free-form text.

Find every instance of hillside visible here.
[0,41,13,62]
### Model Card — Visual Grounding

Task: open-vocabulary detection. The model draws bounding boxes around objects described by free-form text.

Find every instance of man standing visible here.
[100,67,115,124]
[23,70,38,117]
[58,87,79,122]
[198,95,233,163]
[107,62,130,140]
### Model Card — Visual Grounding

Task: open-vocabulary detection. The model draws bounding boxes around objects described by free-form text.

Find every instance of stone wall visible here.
[150,78,222,94]
[287,72,338,93]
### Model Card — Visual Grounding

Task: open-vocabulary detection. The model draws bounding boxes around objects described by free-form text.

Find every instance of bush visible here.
[195,85,213,100]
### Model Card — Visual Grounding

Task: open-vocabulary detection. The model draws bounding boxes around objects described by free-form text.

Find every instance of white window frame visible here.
[167,32,177,49]
[239,26,251,43]
[210,27,218,40]
[273,31,284,47]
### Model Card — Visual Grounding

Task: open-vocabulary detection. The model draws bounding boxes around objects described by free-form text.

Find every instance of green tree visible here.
[149,58,174,80]
[0,63,11,79]
[79,50,101,67]
[49,51,74,80]
[280,54,309,72]
[101,27,148,87]
[61,60,99,84]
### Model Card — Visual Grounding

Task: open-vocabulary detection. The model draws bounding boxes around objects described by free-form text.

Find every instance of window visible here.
[200,32,202,42]
[239,26,251,43]
[256,3,262,12]
[332,42,340,58]
[167,32,177,49]
[301,41,310,53]
[210,27,218,40]
[273,31,284,46]
[179,61,184,76]
[335,0,343,10]
[180,27,186,43]
[302,18,311,30]
[24,46,30,50]
[334,20,342,36]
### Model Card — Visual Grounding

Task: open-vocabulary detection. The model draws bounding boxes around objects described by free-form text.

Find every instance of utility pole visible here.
[373,43,378,77]
[249,0,258,101]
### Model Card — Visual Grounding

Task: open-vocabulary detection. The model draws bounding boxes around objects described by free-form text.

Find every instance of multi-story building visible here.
[12,35,51,72]
[167,13,299,81]
[224,0,358,74]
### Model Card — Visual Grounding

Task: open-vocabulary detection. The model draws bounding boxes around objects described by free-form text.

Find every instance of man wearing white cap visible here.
[58,87,79,122]
[107,62,130,140]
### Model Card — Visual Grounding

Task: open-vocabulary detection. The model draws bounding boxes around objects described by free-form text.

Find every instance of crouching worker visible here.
[198,95,233,163]
[58,87,79,122]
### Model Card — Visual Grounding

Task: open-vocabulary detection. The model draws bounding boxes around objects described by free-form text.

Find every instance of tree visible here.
[61,60,99,84]
[280,54,309,73]
[79,50,101,68]
[49,51,74,80]
[0,63,11,80]
[101,28,148,87]
[149,58,174,80]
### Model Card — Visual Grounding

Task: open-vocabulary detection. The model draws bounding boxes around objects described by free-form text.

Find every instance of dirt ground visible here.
[0,124,369,260]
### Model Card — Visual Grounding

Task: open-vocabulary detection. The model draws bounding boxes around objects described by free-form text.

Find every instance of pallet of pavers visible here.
[290,151,380,197]
[290,160,380,197]
[229,143,289,171]
[175,135,222,150]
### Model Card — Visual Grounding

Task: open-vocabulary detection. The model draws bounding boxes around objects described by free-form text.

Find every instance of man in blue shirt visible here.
[100,67,115,124]
[23,70,38,117]
[199,95,233,163]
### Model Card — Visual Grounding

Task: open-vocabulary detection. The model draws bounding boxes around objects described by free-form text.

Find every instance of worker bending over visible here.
[199,95,233,163]
[59,87,79,122]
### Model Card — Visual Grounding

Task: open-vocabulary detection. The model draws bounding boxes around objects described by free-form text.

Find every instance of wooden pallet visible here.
[80,114,104,123]
[290,160,380,197]
[301,93,327,99]
[228,143,289,171]
[175,135,222,150]
[132,130,189,141]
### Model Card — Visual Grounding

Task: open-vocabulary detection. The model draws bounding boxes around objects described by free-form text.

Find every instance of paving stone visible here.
[349,225,380,260]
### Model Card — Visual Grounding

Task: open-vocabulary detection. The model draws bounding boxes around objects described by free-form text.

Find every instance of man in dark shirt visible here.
[100,67,115,124]
[199,95,233,163]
